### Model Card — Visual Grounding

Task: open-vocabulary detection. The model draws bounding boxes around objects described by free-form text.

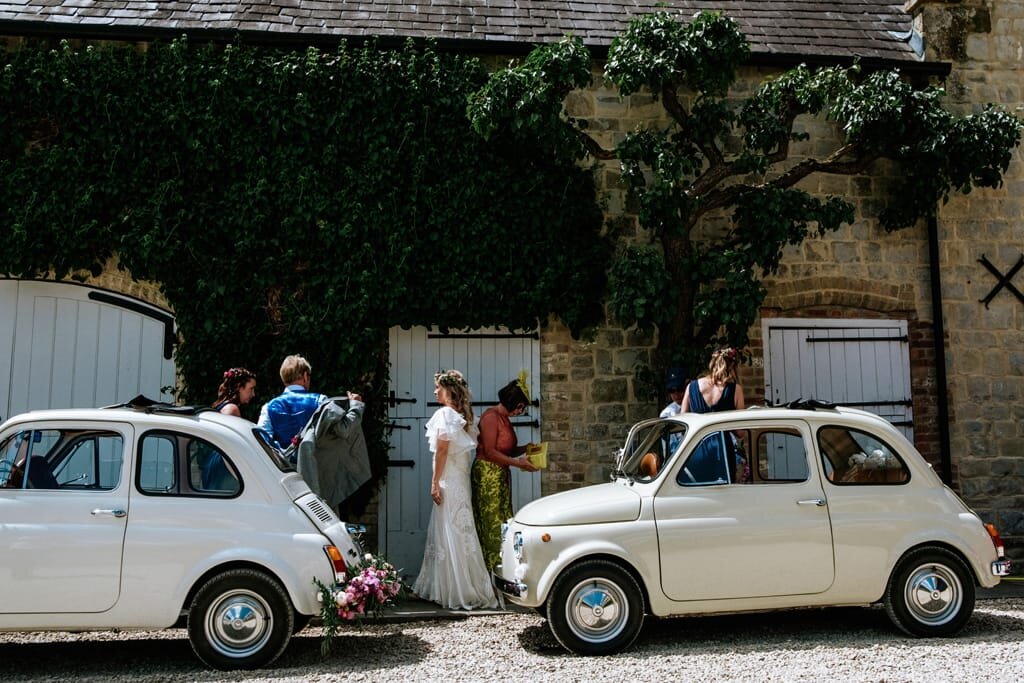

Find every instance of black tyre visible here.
[292,612,312,634]
[884,546,975,637]
[187,568,294,670]
[546,559,644,655]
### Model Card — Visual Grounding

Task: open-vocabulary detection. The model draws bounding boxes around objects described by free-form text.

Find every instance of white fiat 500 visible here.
[0,401,363,669]
[494,404,1011,655]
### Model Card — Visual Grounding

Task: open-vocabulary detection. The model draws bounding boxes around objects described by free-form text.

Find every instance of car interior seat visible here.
[25,456,59,489]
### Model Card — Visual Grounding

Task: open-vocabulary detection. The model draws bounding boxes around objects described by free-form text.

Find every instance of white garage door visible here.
[381,325,542,580]
[0,280,177,420]
[763,318,913,440]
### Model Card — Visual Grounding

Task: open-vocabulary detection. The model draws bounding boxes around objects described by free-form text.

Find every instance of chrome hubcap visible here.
[206,590,272,657]
[905,563,962,626]
[565,578,628,643]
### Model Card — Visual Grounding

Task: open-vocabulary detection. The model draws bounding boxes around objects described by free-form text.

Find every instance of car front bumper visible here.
[493,566,527,598]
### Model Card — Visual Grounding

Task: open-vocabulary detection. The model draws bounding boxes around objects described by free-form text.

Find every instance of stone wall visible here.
[538,8,1023,564]
[910,0,1024,558]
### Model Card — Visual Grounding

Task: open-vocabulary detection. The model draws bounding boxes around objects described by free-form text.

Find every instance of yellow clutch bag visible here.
[526,442,548,469]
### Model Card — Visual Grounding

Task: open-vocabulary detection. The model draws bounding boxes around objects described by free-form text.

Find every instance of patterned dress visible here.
[412,407,497,609]
[472,407,518,573]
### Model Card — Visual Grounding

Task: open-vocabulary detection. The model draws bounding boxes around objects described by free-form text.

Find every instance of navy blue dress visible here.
[681,380,738,484]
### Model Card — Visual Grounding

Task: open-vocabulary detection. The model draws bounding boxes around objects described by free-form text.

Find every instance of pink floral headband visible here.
[223,367,253,381]
[434,369,468,389]
[716,347,739,363]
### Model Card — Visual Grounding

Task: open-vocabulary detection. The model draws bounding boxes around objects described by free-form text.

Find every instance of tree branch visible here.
[691,142,879,228]
[578,129,617,160]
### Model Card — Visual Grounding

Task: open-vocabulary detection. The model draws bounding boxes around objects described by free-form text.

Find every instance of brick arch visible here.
[762,276,916,315]
[63,255,171,312]
[754,275,943,471]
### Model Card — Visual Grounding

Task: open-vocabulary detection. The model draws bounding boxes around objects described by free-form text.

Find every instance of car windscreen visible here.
[619,419,687,479]
[252,428,295,472]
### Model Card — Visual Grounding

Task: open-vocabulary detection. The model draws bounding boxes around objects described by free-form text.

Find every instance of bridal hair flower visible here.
[434,369,468,389]
[516,369,532,403]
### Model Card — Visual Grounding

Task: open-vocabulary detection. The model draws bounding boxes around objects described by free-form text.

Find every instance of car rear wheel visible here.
[884,546,975,637]
[188,568,294,670]
[546,559,644,655]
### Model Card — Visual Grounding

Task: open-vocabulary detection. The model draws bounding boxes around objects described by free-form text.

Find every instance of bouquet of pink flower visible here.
[315,554,406,655]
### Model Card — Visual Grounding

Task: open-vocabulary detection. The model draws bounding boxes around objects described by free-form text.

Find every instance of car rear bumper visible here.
[993,559,1012,577]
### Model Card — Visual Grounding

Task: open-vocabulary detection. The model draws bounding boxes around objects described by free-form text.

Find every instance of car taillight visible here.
[324,545,348,580]
[985,523,1005,558]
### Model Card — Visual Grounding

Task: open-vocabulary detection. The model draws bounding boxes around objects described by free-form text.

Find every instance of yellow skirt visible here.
[471,458,514,573]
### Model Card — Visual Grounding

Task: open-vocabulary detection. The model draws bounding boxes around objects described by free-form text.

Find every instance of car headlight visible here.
[500,522,509,542]
[512,531,524,561]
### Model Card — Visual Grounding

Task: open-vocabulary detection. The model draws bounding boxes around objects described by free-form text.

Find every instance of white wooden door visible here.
[382,325,542,580]
[763,318,913,439]
[0,280,177,420]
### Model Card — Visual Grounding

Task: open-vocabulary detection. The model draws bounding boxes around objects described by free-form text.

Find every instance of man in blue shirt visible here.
[257,355,329,450]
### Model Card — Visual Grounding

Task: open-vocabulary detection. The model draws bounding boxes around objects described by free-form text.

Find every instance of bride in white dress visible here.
[412,370,498,610]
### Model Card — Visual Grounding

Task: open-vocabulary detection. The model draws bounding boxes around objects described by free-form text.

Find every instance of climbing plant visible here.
[470,11,1023,377]
[0,37,611,513]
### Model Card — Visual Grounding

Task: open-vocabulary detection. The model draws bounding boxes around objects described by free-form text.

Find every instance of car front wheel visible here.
[884,546,975,637]
[188,568,294,670]
[546,559,644,655]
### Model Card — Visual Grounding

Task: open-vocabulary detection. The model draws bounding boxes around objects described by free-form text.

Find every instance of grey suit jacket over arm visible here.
[295,397,371,510]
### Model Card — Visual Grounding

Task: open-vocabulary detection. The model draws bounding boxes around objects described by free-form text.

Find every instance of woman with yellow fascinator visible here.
[472,370,539,572]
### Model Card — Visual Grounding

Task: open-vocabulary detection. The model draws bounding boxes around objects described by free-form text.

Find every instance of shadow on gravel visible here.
[0,627,429,680]
[515,603,1024,658]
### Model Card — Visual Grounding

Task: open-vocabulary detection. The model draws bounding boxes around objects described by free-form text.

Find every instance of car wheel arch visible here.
[889,541,982,591]
[552,553,651,616]
[182,560,297,616]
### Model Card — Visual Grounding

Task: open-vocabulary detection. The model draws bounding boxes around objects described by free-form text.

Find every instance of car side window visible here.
[188,440,240,494]
[0,429,123,491]
[677,431,732,485]
[818,425,909,485]
[138,431,241,497]
[754,429,809,483]
[139,434,177,493]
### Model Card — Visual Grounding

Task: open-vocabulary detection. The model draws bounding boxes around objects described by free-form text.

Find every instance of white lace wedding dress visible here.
[412,407,498,610]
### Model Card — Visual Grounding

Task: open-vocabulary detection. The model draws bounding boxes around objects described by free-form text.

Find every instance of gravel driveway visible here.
[4,599,1023,682]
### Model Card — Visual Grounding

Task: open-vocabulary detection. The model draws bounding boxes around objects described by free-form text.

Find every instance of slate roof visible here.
[0,1,923,64]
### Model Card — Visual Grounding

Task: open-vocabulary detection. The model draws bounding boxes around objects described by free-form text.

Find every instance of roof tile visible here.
[0,0,920,62]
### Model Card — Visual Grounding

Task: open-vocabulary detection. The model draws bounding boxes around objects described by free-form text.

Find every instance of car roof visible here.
[0,404,246,433]
[664,403,900,430]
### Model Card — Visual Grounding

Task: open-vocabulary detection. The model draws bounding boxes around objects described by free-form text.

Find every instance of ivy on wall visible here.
[0,38,611,513]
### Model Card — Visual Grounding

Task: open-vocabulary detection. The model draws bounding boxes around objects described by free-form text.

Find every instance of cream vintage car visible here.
[0,399,363,669]
[494,404,1011,655]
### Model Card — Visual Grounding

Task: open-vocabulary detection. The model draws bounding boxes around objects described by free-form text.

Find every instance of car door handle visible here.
[91,508,127,518]
[796,499,827,507]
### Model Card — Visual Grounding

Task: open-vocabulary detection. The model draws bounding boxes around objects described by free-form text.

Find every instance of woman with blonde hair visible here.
[682,346,745,413]
[413,369,497,610]
[681,347,747,484]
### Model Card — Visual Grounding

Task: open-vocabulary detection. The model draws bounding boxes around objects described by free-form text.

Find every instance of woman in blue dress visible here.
[682,347,745,413]
[681,347,747,484]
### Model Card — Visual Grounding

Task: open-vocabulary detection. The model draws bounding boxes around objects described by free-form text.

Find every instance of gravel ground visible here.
[3,599,1024,682]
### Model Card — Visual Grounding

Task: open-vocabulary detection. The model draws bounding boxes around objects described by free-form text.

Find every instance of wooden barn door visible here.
[381,325,542,581]
[763,318,913,440]
[0,280,177,421]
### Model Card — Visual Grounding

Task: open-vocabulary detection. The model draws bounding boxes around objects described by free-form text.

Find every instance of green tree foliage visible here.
[0,38,611,513]
[470,11,1023,375]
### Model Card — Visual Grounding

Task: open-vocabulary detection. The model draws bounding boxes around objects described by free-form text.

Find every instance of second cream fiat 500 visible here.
[494,404,1011,654]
